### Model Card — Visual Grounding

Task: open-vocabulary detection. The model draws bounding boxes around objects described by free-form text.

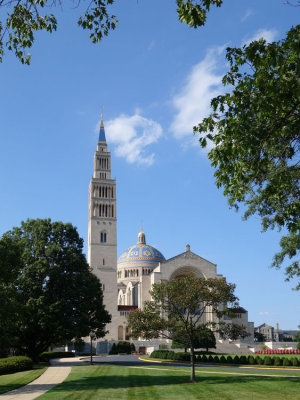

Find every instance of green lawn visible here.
[0,366,47,394]
[38,364,300,400]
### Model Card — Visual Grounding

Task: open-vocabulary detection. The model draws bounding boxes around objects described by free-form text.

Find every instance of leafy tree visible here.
[195,326,216,352]
[219,323,250,341]
[254,331,266,342]
[0,236,21,356]
[0,0,117,64]
[176,0,223,28]
[128,274,241,383]
[172,326,216,352]
[0,218,111,361]
[195,26,300,289]
[0,0,224,64]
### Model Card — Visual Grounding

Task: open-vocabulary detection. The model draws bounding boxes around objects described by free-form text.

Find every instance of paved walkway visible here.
[0,357,88,400]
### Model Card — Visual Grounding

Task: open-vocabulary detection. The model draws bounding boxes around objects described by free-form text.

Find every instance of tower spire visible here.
[99,105,106,142]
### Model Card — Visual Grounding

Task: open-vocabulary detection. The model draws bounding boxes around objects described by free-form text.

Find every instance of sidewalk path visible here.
[0,357,87,400]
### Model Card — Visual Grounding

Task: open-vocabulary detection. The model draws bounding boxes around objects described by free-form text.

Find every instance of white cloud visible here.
[241,9,254,22]
[243,28,277,46]
[102,113,162,166]
[169,46,225,147]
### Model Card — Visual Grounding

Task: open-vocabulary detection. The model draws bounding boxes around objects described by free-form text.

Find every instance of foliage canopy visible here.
[195,26,300,288]
[0,218,111,360]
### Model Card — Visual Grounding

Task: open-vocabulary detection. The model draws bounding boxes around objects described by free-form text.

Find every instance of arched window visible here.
[100,231,107,243]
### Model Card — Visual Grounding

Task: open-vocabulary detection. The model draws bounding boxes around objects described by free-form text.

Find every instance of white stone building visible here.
[88,115,254,350]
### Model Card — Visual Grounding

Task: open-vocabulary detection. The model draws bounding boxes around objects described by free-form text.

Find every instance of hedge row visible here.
[0,356,33,375]
[39,351,75,362]
[109,341,136,355]
[150,350,300,366]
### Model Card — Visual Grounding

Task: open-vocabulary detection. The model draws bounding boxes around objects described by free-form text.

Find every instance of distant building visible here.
[255,323,298,342]
[255,323,279,341]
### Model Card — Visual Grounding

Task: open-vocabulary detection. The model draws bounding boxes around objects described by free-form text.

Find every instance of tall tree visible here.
[195,26,300,288]
[0,236,21,356]
[128,274,247,383]
[0,218,111,360]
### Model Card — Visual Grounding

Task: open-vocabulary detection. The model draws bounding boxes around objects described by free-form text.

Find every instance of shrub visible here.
[249,355,255,365]
[256,356,263,365]
[150,350,174,359]
[283,358,291,366]
[173,352,189,361]
[39,351,75,362]
[212,355,219,363]
[264,356,273,365]
[239,355,247,364]
[0,356,33,375]
[115,341,132,354]
[150,350,159,358]
[130,343,136,353]
[109,343,117,355]
[173,352,181,361]
[232,355,239,364]
[274,357,283,366]
[219,355,226,364]
[206,355,213,363]
[226,355,233,363]
[292,358,299,366]
[162,350,170,359]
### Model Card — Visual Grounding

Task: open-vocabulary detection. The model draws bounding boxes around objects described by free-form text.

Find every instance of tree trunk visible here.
[190,346,196,383]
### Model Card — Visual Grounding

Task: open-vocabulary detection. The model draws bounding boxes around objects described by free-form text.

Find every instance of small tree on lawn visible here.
[128,274,242,383]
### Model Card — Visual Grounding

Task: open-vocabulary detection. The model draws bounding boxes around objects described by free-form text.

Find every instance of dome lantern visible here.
[137,230,146,245]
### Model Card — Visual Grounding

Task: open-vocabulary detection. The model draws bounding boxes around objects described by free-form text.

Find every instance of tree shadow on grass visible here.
[45,370,300,395]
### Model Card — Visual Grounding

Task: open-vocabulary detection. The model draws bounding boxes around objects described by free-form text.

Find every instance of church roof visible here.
[98,110,106,142]
[117,230,165,265]
[99,124,106,142]
[228,307,247,314]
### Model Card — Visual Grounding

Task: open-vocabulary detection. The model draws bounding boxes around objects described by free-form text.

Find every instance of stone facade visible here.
[255,323,280,342]
[88,115,119,340]
[88,116,254,347]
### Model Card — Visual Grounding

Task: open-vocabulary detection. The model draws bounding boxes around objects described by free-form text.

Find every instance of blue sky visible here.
[0,0,299,330]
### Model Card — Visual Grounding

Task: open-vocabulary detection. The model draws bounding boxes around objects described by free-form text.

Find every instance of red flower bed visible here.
[254,349,300,355]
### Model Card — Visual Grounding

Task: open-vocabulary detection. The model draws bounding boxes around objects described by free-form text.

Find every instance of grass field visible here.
[0,365,47,394]
[38,364,300,400]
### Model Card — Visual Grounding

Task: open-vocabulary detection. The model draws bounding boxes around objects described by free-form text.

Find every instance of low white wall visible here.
[265,341,297,350]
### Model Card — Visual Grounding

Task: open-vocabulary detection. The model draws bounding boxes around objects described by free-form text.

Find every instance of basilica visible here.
[87,114,254,350]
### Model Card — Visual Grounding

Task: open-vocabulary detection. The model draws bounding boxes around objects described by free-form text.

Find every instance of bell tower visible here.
[88,110,118,339]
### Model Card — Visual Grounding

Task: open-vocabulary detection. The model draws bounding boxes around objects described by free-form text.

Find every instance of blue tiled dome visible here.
[117,230,165,265]
[118,244,165,264]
